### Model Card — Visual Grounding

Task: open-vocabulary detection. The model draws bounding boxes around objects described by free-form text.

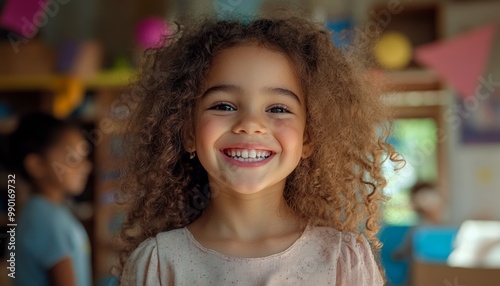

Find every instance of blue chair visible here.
[379,225,412,286]
[412,226,459,263]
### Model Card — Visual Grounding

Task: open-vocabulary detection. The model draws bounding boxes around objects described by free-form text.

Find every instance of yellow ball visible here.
[374,31,412,70]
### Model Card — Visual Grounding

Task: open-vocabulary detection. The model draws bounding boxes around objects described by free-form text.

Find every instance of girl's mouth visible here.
[222,148,273,162]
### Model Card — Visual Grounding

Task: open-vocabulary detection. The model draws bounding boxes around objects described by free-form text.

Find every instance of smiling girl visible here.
[118,14,397,285]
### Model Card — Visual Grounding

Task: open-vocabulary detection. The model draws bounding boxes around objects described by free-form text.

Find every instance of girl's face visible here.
[190,44,311,195]
[31,129,93,196]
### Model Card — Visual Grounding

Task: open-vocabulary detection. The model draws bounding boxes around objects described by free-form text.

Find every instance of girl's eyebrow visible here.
[263,86,302,105]
[202,84,240,98]
[202,84,302,105]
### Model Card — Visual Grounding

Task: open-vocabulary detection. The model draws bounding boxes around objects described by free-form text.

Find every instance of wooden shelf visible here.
[0,69,134,91]
[383,69,443,91]
[84,69,134,89]
[0,74,67,91]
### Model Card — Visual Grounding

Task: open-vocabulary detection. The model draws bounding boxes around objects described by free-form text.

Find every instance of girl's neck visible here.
[34,182,65,204]
[191,184,304,241]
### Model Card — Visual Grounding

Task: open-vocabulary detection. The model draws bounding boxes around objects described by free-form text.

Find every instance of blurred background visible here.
[0,0,499,285]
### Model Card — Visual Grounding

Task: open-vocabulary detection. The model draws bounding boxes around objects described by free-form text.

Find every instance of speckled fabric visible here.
[121,223,383,285]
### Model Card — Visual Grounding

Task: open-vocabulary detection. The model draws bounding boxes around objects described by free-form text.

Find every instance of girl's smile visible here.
[188,44,312,195]
[221,146,275,167]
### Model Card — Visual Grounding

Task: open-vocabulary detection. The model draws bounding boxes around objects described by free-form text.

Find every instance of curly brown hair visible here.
[116,12,399,276]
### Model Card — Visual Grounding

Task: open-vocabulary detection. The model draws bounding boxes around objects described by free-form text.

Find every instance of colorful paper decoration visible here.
[134,17,171,50]
[0,0,49,38]
[414,24,497,98]
[57,41,103,78]
[53,77,84,118]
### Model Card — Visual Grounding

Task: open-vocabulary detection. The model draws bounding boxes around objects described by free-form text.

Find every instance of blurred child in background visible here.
[5,112,92,286]
[409,182,443,226]
[393,182,444,285]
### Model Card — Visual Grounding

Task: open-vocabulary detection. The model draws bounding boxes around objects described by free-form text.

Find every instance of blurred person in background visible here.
[394,182,444,259]
[4,112,92,286]
[409,182,443,226]
[393,182,444,285]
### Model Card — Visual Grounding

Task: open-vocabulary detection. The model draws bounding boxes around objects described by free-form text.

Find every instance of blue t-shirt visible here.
[15,195,91,286]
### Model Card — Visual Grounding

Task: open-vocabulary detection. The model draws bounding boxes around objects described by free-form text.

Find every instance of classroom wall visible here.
[448,139,500,224]
[441,1,500,224]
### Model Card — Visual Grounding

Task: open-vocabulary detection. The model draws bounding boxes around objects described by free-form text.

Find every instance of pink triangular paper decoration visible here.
[414,24,497,98]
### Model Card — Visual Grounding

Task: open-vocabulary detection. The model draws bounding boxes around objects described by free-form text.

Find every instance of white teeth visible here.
[224,148,272,161]
[249,150,256,158]
[232,157,266,162]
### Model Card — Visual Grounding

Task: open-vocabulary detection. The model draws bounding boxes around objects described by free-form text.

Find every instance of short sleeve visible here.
[121,238,161,286]
[336,232,384,286]
[37,219,73,268]
[21,207,73,269]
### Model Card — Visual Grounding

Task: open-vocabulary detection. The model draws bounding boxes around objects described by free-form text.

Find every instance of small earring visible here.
[189,151,197,159]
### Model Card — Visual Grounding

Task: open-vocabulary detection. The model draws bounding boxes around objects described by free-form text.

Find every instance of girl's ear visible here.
[181,124,196,153]
[24,153,46,179]
[301,132,314,159]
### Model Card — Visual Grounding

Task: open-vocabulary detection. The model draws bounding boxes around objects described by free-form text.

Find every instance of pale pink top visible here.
[121,223,384,285]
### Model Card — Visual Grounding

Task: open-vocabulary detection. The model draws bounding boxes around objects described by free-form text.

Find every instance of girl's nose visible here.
[232,109,268,134]
[80,158,93,174]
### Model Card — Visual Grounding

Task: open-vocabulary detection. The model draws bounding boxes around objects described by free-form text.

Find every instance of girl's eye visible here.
[209,102,235,111]
[267,105,291,113]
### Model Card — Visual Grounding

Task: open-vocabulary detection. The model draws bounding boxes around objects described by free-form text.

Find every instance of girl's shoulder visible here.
[308,225,383,285]
[18,196,68,232]
[122,228,189,285]
[125,227,188,266]
[132,227,188,253]
[308,225,362,245]
[307,225,375,260]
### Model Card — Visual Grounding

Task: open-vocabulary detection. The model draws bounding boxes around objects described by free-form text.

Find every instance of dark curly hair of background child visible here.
[116,11,399,286]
